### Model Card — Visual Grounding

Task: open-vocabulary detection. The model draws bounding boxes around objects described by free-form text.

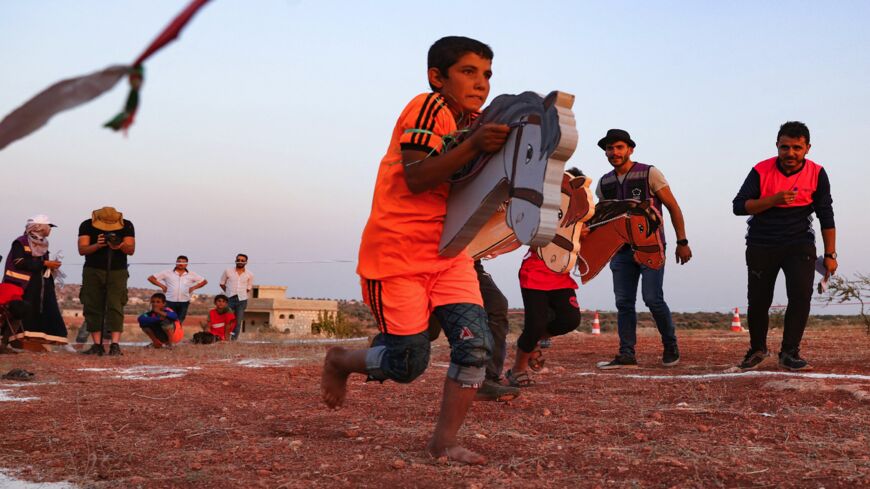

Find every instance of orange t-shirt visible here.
[357,93,475,279]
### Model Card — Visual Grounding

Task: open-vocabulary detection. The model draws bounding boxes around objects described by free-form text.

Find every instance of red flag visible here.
[106,0,212,131]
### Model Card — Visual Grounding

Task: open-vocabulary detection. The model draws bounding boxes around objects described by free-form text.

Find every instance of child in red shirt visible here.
[205,294,235,341]
[506,247,583,387]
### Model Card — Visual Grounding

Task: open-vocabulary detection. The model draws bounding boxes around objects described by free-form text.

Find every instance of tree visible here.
[820,273,870,334]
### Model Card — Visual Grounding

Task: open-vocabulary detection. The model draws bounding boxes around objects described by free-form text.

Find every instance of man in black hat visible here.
[594,129,692,369]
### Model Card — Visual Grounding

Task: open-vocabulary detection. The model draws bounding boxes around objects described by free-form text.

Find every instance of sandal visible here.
[505,369,535,388]
[2,368,35,381]
[528,349,545,372]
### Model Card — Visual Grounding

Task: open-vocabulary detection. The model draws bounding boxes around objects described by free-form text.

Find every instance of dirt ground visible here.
[1,327,868,488]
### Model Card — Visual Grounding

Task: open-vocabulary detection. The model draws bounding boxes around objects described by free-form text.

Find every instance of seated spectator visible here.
[137,293,183,348]
[202,294,235,341]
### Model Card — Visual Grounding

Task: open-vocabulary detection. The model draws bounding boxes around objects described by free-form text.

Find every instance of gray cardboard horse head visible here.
[439,91,578,257]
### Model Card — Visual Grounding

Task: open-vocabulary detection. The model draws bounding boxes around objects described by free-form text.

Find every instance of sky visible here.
[1,0,868,314]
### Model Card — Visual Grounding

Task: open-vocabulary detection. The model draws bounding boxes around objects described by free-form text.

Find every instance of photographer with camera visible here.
[77,206,135,356]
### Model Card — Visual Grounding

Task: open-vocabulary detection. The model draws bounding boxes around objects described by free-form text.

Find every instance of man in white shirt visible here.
[219,253,254,340]
[147,255,207,324]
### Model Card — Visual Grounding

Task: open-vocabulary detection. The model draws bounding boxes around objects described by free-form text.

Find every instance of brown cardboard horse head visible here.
[577,199,665,284]
[536,170,596,273]
[438,91,578,257]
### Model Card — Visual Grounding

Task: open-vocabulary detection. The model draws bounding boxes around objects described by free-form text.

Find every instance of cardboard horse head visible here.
[576,199,665,284]
[536,170,596,273]
[439,91,578,257]
[466,169,595,272]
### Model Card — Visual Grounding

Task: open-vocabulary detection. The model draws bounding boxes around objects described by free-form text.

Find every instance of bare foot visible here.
[321,347,350,409]
[427,441,487,465]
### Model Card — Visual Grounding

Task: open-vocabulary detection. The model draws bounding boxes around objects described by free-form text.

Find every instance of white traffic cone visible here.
[730,307,744,332]
[591,311,601,335]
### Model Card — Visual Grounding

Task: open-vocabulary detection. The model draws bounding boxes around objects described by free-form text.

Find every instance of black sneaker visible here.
[596,354,638,369]
[662,345,680,367]
[475,379,521,402]
[738,349,769,370]
[81,343,104,356]
[108,343,122,356]
[778,351,809,371]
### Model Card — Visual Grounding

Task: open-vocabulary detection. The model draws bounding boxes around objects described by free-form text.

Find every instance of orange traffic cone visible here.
[591,311,601,335]
[730,308,743,332]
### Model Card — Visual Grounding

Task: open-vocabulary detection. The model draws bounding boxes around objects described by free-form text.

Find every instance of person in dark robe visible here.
[2,214,67,348]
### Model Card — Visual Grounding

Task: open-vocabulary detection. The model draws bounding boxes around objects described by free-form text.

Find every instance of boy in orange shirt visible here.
[321,36,510,465]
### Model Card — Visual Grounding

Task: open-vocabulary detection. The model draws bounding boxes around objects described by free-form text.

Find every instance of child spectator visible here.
[138,293,183,348]
[203,294,235,341]
[320,36,510,464]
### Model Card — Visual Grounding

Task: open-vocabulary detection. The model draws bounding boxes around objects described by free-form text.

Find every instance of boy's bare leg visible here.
[427,378,486,465]
[322,347,368,409]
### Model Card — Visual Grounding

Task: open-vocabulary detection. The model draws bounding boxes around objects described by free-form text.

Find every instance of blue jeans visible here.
[166,301,189,324]
[227,296,247,339]
[609,246,677,356]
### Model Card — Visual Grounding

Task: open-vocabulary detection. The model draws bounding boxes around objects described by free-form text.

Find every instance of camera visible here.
[105,232,122,246]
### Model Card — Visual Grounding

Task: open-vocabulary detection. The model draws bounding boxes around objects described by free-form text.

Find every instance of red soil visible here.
[1,328,868,488]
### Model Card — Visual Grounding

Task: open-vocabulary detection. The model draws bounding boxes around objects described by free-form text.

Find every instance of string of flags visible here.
[0,0,211,151]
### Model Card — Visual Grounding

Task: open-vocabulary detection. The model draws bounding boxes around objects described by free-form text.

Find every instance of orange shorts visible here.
[152,322,184,348]
[361,261,483,336]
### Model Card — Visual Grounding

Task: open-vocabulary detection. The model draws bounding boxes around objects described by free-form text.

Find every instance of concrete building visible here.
[244,285,339,336]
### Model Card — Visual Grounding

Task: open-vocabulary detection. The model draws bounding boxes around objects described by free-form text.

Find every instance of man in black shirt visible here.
[77,207,135,356]
[732,122,837,371]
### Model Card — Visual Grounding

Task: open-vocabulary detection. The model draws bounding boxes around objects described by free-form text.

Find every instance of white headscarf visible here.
[25,222,51,257]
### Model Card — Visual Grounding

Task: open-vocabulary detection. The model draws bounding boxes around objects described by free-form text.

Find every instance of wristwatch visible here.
[824,252,837,259]
[676,239,689,246]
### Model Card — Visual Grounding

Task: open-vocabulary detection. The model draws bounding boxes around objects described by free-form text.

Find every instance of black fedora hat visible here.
[597,129,636,150]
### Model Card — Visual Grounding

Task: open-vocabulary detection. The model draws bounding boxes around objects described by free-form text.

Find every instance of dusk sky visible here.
[1,1,868,313]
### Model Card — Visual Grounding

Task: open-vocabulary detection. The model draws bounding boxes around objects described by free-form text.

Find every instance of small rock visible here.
[190,463,202,471]
[698,424,710,433]
[219,417,227,423]
[542,408,552,416]
[474,433,487,439]
[344,429,360,438]
[256,469,271,477]
[391,459,406,469]
[650,411,663,420]
[355,454,364,460]
[289,440,303,449]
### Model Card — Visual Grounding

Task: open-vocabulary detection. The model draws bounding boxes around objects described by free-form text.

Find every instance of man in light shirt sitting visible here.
[219,253,254,341]
[147,255,207,324]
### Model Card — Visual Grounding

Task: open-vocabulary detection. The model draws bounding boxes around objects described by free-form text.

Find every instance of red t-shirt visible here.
[207,309,236,341]
[518,249,578,291]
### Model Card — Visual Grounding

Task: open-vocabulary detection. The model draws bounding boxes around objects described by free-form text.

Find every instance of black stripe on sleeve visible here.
[411,94,435,145]
[423,101,445,148]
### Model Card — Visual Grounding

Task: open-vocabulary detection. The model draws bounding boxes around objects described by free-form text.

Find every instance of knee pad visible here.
[434,304,493,386]
[365,333,430,384]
